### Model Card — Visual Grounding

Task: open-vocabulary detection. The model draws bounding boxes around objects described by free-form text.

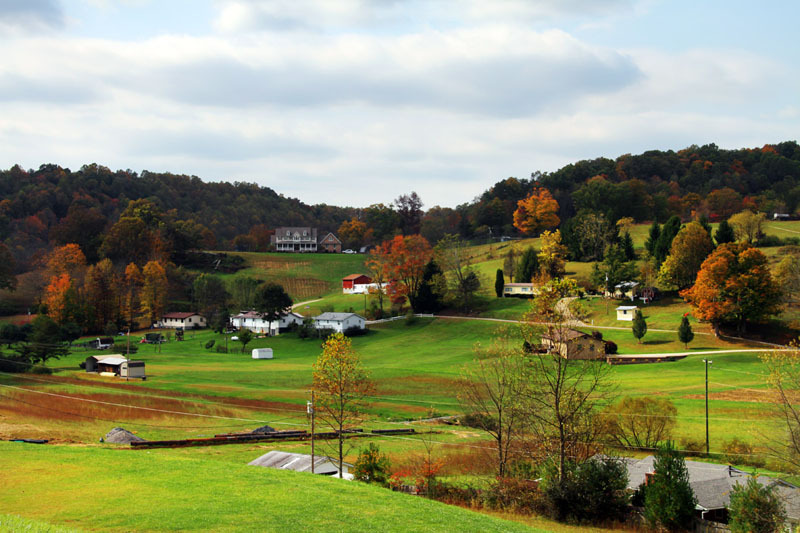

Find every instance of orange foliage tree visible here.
[43,273,75,325]
[369,235,432,311]
[681,243,781,335]
[513,188,560,235]
[46,243,87,279]
[337,218,373,250]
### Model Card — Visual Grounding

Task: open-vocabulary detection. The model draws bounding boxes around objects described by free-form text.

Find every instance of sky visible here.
[0,1,798,208]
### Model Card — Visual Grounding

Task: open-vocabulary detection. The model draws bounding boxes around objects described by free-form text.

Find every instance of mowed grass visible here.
[0,442,541,533]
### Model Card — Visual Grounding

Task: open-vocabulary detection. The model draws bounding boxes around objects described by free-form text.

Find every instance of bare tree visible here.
[518,290,614,482]
[458,335,527,477]
[435,234,481,311]
[761,348,800,471]
[601,396,677,449]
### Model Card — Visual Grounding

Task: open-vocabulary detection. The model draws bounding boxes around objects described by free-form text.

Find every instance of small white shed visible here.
[616,305,638,321]
[252,348,274,359]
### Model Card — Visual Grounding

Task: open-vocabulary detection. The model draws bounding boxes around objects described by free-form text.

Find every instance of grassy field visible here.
[0,442,543,533]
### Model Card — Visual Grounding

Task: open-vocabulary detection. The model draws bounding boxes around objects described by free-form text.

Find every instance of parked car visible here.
[342,249,355,254]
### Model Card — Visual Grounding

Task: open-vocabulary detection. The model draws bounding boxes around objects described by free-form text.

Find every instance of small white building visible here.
[160,312,207,329]
[314,312,366,333]
[249,451,353,479]
[231,311,304,336]
[252,348,273,359]
[502,283,538,298]
[616,305,638,321]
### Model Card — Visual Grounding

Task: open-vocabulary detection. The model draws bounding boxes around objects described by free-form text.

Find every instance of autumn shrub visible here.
[680,437,706,456]
[724,438,765,468]
[352,443,391,485]
[483,478,544,514]
[458,412,498,432]
[604,340,618,354]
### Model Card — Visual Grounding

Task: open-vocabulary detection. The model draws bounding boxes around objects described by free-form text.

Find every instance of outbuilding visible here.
[249,451,353,479]
[616,305,638,321]
[314,312,366,333]
[541,328,605,360]
[342,274,372,294]
[252,348,273,359]
[84,355,146,379]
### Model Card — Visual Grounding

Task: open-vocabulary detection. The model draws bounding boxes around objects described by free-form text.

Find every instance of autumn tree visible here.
[761,348,800,471]
[122,263,143,330]
[513,188,560,236]
[337,218,373,249]
[43,273,77,325]
[729,210,766,244]
[681,244,782,335]
[100,216,154,265]
[365,248,391,316]
[49,204,108,262]
[602,396,676,449]
[0,242,17,291]
[84,258,119,332]
[47,243,87,280]
[518,292,613,482]
[658,221,715,290]
[312,333,374,478]
[140,260,168,327]
[230,276,260,310]
[774,254,800,303]
[458,337,527,477]
[706,187,743,220]
[538,230,568,280]
[370,235,433,311]
[728,476,787,533]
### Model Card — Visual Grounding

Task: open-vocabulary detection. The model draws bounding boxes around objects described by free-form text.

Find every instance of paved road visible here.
[292,299,322,310]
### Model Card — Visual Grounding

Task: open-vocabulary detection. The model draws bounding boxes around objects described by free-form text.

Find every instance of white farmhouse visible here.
[313,312,366,333]
[231,311,305,336]
[160,312,207,329]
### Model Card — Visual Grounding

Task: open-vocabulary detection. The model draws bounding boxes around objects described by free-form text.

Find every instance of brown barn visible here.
[541,329,605,360]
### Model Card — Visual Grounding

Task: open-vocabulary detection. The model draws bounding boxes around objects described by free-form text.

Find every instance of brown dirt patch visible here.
[683,389,781,403]
[272,277,330,299]
[250,259,311,270]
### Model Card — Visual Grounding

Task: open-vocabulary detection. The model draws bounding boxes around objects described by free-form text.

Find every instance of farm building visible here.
[271,227,318,252]
[249,451,353,479]
[84,355,146,379]
[314,312,366,333]
[342,274,372,294]
[319,232,342,253]
[620,455,800,527]
[616,305,638,321]
[231,311,304,336]
[502,283,538,298]
[541,328,605,360]
[252,348,273,359]
[159,312,207,329]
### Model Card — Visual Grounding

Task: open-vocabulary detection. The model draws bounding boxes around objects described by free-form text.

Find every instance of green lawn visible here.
[0,442,541,533]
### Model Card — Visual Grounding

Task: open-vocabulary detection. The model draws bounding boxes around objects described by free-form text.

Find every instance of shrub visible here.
[204,339,215,350]
[603,340,618,355]
[679,437,705,456]
[352,443,391,485]
[458,412,498,432]
[30,365,53,375]
[602,396,677,449]
[215,344,228,353]
[483,478,543,514]
[724,438,765,468]
[343,326,367,337]
[405,310,418,326]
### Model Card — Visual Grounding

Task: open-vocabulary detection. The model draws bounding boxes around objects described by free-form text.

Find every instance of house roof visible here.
[315,312,365,321]
[504,283,535,288]
[342,273,371,281]
[162,312,202,320]
[542,328,591,342]
[87,355,128,366]
[232,310,264,319]
[616,306,638,311]
[620,455,800,518]
[614,281,639,289]
[321,232,341,243]
[248,451,352,473]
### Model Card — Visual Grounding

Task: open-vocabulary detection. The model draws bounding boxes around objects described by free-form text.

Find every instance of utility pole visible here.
[126,329,130,382]
[308,391,316,474]
[703,359,712,455]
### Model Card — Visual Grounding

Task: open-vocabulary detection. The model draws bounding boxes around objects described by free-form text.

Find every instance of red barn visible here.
[342,274,372,294]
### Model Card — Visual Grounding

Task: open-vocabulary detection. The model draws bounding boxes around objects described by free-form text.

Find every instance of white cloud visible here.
[0,0,64,32]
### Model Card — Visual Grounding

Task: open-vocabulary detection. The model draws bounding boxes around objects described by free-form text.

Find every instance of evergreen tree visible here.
[515,246,539,283]
[698,214,714,243]
[715,219,736,245]
[622,231,636,260]
[494,269,504,298]
[415,259,444,313]
[728,475,787,533]
[677,315,694,349]
[645,220,661,256]
[643,441,697,531]
[654,216,682,265]
[632,309,647,344]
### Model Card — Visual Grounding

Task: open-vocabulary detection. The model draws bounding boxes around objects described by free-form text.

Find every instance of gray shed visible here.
[249,451,353,478]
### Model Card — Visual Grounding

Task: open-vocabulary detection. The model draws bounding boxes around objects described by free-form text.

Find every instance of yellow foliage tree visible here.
[538,230,567,280]
[513,188,560,236]
[140,260,168,327]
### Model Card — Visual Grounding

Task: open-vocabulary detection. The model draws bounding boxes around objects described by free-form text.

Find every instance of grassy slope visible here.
[0,442,540,533]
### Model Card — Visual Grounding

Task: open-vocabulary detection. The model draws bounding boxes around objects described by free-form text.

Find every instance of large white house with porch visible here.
[313,312,365,333]
[230,311,305,336]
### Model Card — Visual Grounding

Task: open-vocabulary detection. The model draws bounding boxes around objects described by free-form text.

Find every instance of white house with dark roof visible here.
[271,227,318,252]
[160,312,207,329]
[230,310,304,336]
[313,312,365,333]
